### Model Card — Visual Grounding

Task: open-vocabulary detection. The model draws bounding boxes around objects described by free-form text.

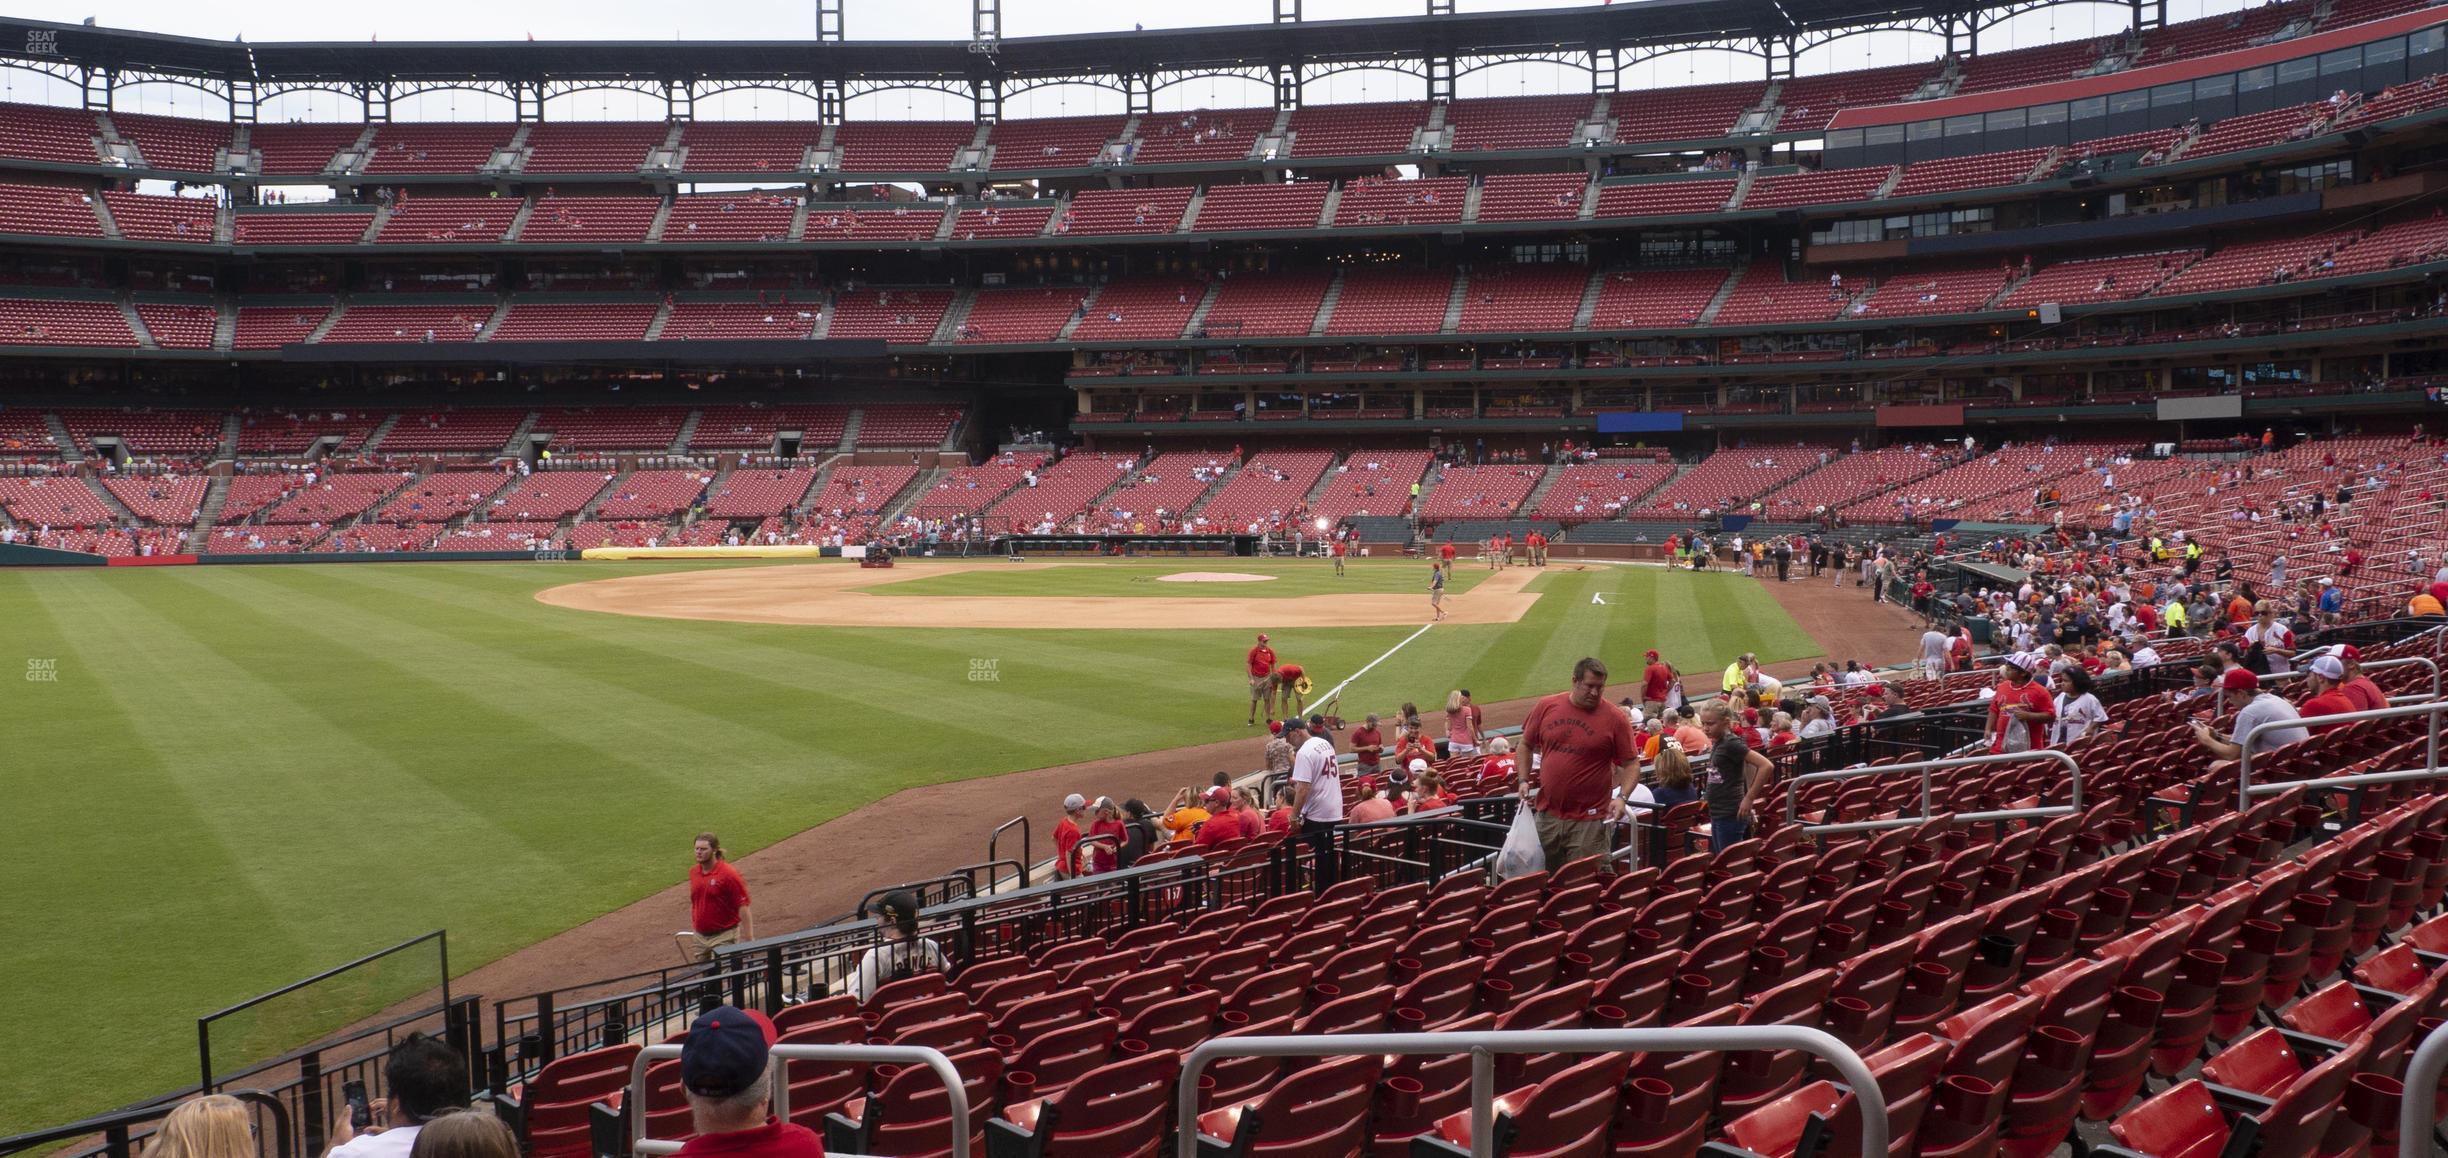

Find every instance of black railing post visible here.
[534,993,558,1065]
[103,1124,130,1158]
[1126,873,1144,926]
[446,997,479,1085]
[297,1053,325,1158]
[762,946,785,1014]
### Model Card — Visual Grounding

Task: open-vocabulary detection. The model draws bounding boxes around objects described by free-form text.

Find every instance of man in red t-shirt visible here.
[1330,537,1347,577]
[1193,786,1247,847]
[2298,655,2361,728]
[1349,713,1384,777]
[1246,633,1277,726]
[2322,645,2388,712]
[1439,540,1457,568]
[1521,657,1640,873]
[681,832,753,963]
[1639,649,1674,717]
[1275,662,1307,715]
[1987,654,2055,754]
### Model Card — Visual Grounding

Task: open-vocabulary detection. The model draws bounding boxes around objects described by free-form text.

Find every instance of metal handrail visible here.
[1174,1027,1884,1158]
[987,816,1029,891]
[2253,656,2440,702]
[0,1089,292,1158]
[2235,699,2448,812]
[1783,749,2081,835]
[626,1042,968,1157]
[2400,1020,2448,1155]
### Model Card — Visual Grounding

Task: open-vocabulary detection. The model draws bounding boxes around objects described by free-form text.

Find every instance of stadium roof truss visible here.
[0,0,2160,122]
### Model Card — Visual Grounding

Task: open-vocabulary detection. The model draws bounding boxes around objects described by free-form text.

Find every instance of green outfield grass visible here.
[867,557,1497,598]
[0,558,1815,1135]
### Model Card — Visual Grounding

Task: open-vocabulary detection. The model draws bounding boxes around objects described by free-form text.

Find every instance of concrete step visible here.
[306,302,346,344]
[1695,261,1747,326]
[191,474,231,540]
[120,300,157,350]
[1440,270,1468,335]
[645,299,673,341]
[1308,270,1343,337]
[1461,180,1483,224]
[1057,285,1101,341]
[474,300,513,341]
[645,196,675,242]
[90,193,123,240]
[213,301,237,350]
[1184,281,1223,339]
[1573,268,1605,330]
[362,412,402,453]
[670,407,701,454]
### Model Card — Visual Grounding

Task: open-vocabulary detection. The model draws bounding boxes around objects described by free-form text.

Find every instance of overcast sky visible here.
[1,0,2243,119]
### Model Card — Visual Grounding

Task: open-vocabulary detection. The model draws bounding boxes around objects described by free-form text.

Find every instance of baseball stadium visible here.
[4,0,2448,1153]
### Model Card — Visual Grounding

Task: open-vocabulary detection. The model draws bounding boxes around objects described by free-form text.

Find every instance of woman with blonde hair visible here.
[408,1112,518,1158]
[1445,690,1481,758]
[147,1095,253,1158]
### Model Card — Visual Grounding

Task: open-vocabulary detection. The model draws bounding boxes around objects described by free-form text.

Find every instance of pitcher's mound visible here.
[1156,572,1277,583]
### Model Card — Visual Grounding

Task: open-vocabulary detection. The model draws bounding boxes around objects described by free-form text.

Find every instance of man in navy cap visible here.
[674,1006,825,1158]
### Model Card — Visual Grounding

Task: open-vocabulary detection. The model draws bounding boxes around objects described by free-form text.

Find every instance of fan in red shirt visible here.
[673,1006,825,1158]
[682,832,753,963]
[2298,654,2362,728]
[1193,786,1248,847]
[1349,714,1384,777]
[1987,654,2056,754]
[1439,540,1457,566]
[2321,645,2388,712]
[1639,650,1674,714]
[1245,633,1278,726]
[1520,658,1640,870]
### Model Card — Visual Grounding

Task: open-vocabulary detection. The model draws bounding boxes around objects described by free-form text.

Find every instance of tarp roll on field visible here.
[580,545,835,561]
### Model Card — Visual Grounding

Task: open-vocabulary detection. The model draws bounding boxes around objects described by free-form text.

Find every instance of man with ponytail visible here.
[678,832,753,964]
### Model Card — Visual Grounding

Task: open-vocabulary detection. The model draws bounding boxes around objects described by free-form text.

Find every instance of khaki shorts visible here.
[1533,811,1615,874]
[1250,673,1275,700]
[678,925,741,963]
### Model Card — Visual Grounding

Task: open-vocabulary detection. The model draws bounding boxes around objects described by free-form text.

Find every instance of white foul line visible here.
[1312,619,1437,712]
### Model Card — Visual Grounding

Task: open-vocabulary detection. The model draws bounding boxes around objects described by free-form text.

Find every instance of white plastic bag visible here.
[1494,804,1546,880]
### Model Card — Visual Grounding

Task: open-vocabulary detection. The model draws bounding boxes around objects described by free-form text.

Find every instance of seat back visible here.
[861,1045,1003,1158]
[1222,1054,1382,1155]
[1019,1051,1176,1158]
[1496,1051,1632,1157]
[778,1018,867,1128]
[1008,1016,1120,1097]
[521,1043,643,1158]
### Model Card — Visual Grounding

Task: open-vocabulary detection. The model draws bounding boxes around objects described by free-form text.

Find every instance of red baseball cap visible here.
[1257,633,1269,642]
[1645,649,1660,660]
[2219,667,2260,691]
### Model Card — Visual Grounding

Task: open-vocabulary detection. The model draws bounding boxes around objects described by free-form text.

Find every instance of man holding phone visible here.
[323,1032,467,1158]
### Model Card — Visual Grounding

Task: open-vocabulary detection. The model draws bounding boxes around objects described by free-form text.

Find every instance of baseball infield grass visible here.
[0,558,1812,1135]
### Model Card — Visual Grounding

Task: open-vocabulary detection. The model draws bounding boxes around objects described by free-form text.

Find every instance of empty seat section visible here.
[592,469,715,519]
[57,409,224,458]
[1323,269,1454,335]
[1611,81,1764,143]
[374,197,520,243]
[0,477,119,525]
[2070,126,2186,160]
[1739,166,1891,210]
[2151,231,2360,296]
[1194,450,1334,531]
[1855,267,2013,316]
[234,212,374,244]
[232,412,379,456]
[1534,462,1677,523]
[1419,464,1546,524]
[320,304,492,343]
[704,468,819,519]
[80,476,202,525]
[0,299,137,346]
[679,122,822,172]
[0,184,105,238]
[1955,38,2112,93]
[823,289,952,343]
[0,411,57,458]
[109,112,231,172]
[374,411,528,454]
[801,206,944,241]
[1760,445,1938,516]
[986,115,1124,167]
[686,406,847,451]
[984,452,1135,532]
[1069,281,1202,342]
[481,472,612,521]
[257,470,411,523]
[662,193,797,243]
[216,476,308,520]
[1132,107,1269,163]
[855,404,961,446]
[1641,447,1826,512]
[2335,75,2448,129]
[2180,102,2327,159]
[232,305,335,349]
[249,123,365,174]
[433,522,558,550]
[1445,94,1596,151]
[659,301,818,341]
[0,102,101,165]
[1591,178,1736,219]
[1310,451,1433,523]
[1056,188,1195,236]
[1587,267,1732,328]
[957,287,1089,343]
[376,471,511,521]
[517,196,660,243]
[532,407,687,450]
[1474,173,1588,223]
[489,303,657,343]
[316,522,447,553]
[1332,177,1466,227]
[2326,214,2448,274]
[796,465,919,539]
[1288,102,1426,157]
[1090,451,1228,530]
[361,123,516,174]
[832,122,972,171]
[1995,250,2200,308]
[906,453,1045,521]
[947,204,1054,239]
[1199,273,1330,339]
[1709,266,1854,326]
[136,304,217,349]
[2138,3,2303,63]
[1888,148,2052,197]
[1773,64,1935,133]
[1456,265,1587,332]
[521,122,665,172]
[1853,442,2118,521]
[1189,182,1329,232]
[102,192,217,243]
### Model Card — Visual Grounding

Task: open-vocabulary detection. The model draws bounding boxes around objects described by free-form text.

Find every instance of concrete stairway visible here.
[1695,262,1748,325]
